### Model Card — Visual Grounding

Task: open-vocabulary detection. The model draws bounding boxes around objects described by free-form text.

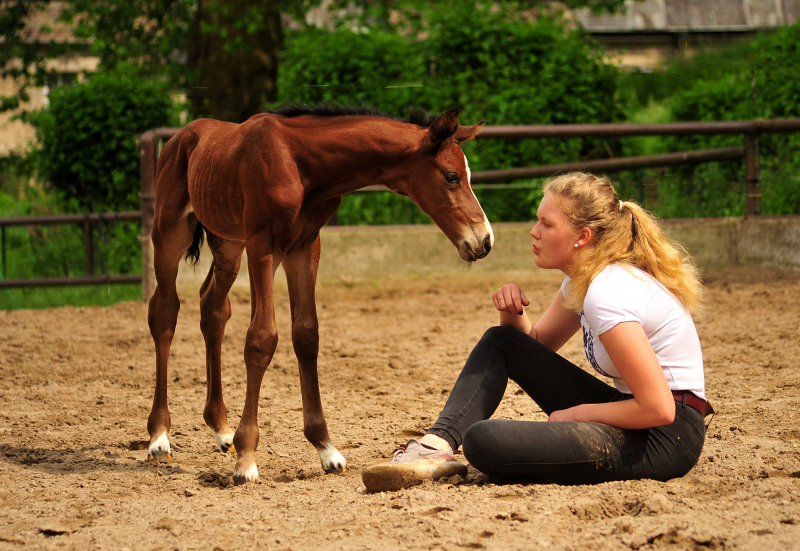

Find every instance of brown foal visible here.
[146,105,493,484]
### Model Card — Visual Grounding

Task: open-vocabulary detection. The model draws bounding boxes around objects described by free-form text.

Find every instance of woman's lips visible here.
[532,244,540,255]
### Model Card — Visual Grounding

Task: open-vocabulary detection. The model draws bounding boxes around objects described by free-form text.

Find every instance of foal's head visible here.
[391,110,493,262]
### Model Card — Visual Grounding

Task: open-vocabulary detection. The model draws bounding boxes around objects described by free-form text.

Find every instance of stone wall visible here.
[312,216,800,280]
[175,216,800,289]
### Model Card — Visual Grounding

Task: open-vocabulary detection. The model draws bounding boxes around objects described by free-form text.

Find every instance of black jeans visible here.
[428,326,706,485]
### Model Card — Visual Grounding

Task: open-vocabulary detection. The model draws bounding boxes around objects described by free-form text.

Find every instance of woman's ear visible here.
[576,227,593,248]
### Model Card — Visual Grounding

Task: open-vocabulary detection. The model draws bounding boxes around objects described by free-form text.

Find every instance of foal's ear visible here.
[428,109,460,147]
[454,120,486,144]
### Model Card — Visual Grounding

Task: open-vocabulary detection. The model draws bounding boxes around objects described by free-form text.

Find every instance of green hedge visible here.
[31,65,173,213]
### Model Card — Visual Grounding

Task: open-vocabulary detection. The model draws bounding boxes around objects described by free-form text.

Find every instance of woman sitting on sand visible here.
[362,171,713,492]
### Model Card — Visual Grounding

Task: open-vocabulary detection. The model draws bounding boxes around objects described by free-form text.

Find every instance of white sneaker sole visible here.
[361,459,468,493]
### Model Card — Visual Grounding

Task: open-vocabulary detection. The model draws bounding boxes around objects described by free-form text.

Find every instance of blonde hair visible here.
[542,172,703,316]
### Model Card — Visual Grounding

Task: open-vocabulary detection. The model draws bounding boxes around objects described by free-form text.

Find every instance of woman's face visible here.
[530,193,582,274]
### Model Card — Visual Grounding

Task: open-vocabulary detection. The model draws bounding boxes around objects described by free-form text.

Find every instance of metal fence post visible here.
[1,225,6,278]
[83,216,94,276]
[745,131,761,217]
[140,131,157,301]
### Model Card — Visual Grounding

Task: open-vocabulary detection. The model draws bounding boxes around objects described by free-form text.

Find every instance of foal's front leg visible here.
[284,236,346,473]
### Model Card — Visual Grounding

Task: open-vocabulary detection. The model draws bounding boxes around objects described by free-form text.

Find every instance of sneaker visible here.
[361,439,468,493]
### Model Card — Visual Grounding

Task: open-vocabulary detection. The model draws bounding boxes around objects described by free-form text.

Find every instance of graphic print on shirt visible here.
[580,311,611,377]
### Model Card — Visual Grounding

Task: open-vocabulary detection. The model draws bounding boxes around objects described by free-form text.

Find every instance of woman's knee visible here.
[462,420,502,473]
[482,325,522,343]
[480,325,548,383]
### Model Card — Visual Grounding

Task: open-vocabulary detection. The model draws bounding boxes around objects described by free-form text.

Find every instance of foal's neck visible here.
[278,116,423,196]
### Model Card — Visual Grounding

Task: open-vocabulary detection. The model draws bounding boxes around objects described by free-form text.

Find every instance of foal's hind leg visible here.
[199,233,245,454]
[147,219,195,462]
[283,236,346,473]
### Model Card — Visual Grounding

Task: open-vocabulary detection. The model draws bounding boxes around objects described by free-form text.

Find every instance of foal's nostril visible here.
[483,235,492,255]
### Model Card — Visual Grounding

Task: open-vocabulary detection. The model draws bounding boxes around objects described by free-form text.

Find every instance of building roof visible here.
[576,0,800,33]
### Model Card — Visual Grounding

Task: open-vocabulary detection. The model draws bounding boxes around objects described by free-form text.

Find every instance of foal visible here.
[146,106,493,484]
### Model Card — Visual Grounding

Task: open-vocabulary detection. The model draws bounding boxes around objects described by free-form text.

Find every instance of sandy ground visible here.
[0,262,799,551]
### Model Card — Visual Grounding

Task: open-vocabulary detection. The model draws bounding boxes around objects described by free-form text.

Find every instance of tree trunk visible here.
[187,0,283,123]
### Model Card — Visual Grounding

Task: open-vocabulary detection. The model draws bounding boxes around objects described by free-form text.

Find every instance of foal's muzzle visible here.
[460,233,492,262]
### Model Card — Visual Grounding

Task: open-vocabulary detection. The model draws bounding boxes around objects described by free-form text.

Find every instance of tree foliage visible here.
[2,0,627,120]
[277,3,621,223]
[2,0,286,121]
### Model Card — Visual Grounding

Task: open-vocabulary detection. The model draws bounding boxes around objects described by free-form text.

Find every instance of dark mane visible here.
[405,107,437,127]
[267,102,436,128]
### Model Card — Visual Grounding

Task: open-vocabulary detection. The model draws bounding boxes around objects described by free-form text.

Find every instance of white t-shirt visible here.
[561,264,706,399]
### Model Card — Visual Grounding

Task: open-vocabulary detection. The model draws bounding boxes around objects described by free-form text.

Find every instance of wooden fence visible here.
[0,211,142,289]
[2,117,799,298]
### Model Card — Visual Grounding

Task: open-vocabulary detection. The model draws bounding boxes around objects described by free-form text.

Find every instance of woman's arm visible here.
[548,321,676,429]
[493,286,580,351]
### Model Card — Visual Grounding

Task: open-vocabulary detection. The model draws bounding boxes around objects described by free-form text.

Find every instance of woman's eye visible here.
[444,173,460,184]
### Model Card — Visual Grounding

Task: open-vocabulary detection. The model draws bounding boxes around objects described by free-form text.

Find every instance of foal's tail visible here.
[185,220,205,266]
[157,124,205,267]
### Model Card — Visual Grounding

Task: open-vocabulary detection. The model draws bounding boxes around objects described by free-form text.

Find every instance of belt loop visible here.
[681,391,688,406]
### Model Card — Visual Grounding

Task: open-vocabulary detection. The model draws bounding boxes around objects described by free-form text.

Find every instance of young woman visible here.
[362,172,713,492]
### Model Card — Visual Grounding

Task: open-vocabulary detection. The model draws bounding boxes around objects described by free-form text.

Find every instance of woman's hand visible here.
[548,322,677,429]
[492,284,530,315]
[547,406,584,422]
[492,287,581,351]
[492,284,532,334]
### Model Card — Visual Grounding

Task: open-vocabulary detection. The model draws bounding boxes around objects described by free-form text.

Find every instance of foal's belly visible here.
[184,127,312,248]
[187,171,247,242]
[184,137,249,241]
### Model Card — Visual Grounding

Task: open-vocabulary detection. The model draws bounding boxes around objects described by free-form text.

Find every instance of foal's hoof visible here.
[214,432,236,454]
[147,450,173,463]
[320,447,347,474]
[147,433,173,463]
[232,463,260,485]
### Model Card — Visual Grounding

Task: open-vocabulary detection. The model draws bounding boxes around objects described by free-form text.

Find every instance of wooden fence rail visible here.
[0,211,142,289]
[2,117,799,299]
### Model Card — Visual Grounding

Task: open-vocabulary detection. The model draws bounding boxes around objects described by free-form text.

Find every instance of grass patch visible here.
[0,283,142,310]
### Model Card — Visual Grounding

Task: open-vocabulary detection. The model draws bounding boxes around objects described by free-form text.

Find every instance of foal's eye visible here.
[444,173,460,185]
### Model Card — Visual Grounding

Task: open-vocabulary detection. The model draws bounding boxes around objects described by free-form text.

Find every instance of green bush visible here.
[0,153,36,197]
[424,7,620,222]
[651,23,800,218]
[30,64,174,213]
[618,40,753,112]
[275,6,621,224]
[0,65,172,307]
[277,28,426,119]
